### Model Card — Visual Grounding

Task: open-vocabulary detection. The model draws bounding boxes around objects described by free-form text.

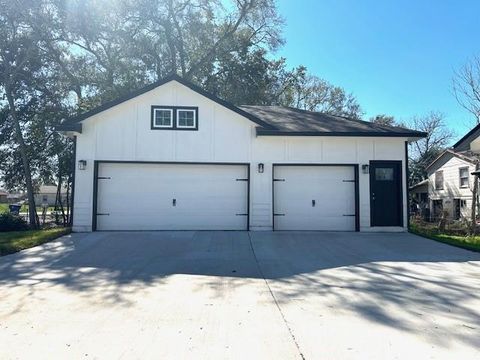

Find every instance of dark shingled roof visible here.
[239,106,426,137]
[57,75,426,138]
[453,122,480,151]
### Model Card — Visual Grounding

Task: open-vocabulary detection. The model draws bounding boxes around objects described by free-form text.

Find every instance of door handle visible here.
[312,200,316,207]
[172,198,176,206]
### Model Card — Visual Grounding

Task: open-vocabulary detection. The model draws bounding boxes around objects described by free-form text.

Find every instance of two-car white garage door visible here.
[95,163,249,231]
[94,162,357,231]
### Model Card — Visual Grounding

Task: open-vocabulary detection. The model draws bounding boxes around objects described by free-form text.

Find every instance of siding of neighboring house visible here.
[428,156,475,220]
[34,186,68,206]
[73,80,410,232]
[34,193,57,206]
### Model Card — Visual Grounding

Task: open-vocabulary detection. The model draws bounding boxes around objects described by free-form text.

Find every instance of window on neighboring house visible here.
[153,108,173,128]
[459,167,469,188]
[454,199,468,220]
[435,171,444,190]
[420,193,428,203]
[176,109,196,129]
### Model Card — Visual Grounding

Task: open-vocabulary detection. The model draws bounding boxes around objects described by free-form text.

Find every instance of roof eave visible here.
[425,150,452,171]
[425,149,477,171]
[55,123,83,134]
[409,178,428,189]
[256,129,428,137]
[453,123,480,149]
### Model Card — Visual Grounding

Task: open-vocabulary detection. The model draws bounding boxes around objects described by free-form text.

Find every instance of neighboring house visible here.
[410,179,428,204]
[57,75,425,232]
[418,124,480,221]
[6,192,26,204]
[0,189,8,203]
[410,179,429,218]
[34,185,68,207]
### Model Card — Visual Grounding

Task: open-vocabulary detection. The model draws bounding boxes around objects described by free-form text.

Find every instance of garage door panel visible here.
[275,215,354,231]
[96,163,248,231]
[274,165,356,231]
[97,213,246,231]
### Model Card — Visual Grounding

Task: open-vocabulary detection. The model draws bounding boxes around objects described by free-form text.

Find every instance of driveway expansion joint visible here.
[247,232,306,360]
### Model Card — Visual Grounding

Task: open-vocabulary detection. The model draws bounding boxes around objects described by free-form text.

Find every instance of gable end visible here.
[56,74,275,133]
[426,150,476,174]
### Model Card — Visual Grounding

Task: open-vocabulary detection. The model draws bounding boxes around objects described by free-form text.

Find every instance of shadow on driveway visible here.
[1,230,480,351]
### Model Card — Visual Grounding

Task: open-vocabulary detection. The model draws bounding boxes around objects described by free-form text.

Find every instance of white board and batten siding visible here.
[72,80,409,232]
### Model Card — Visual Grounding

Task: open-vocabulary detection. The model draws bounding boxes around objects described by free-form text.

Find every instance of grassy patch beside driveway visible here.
[410,223,480,252]
[0,228,71,256]
[0,204,56,213]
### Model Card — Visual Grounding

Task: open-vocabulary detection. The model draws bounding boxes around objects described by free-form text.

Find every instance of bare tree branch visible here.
[453,55,480,124]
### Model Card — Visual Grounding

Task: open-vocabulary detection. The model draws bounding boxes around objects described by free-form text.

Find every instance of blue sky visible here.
[276,0,480,142]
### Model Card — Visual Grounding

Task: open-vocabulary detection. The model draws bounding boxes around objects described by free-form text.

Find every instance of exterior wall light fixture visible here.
[78,160,87,170]
[258,163,264,173]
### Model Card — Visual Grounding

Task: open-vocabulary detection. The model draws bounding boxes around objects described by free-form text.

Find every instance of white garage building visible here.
[58,75,426,232]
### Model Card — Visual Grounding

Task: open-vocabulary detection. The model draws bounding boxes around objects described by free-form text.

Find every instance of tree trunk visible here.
[66,176,71,226]
[471,163,480,235]
[55,177,66,226]
[5,87,38,228]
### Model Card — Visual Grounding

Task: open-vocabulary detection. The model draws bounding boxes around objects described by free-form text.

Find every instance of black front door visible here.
[370,161,403,227]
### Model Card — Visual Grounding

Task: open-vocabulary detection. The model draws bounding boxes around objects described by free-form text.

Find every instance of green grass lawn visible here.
[0,227,71,256]
[0,203,56,213]
[410,223,480,252]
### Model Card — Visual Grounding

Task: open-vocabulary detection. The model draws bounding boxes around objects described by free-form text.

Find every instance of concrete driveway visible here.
[1,231,479,359]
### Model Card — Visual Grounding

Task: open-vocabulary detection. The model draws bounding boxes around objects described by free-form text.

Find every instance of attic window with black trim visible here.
[153,108,173,128]
[151,106,198,130]
[177,109,196,128]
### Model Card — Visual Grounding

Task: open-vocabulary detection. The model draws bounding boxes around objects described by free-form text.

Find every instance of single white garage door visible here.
[95,162,249,231]
[273,165,357,231]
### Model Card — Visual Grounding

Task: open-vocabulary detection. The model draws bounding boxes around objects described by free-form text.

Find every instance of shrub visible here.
[0,213,29,232]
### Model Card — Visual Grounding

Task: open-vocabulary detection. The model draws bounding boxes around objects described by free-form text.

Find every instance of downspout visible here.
[405,141,410,229]
[69,136,77,228]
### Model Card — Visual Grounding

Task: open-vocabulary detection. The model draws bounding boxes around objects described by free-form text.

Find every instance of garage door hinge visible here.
[236,213,248,216]
[236,178,248,181]
[97,213,110,216]
[273,179,285,182]
[343,214,356,217]
[274,213,285,216]
[342,179,355,183]
[97,177,111,180]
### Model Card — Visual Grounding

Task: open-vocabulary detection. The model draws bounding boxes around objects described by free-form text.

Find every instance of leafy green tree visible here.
[0,0,74,226]
[0,0,367,229]
[0,0,47,226]
[275,69,364,119]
